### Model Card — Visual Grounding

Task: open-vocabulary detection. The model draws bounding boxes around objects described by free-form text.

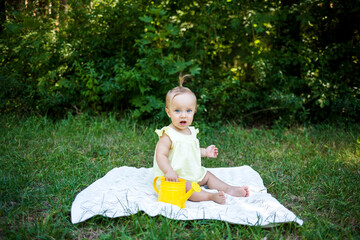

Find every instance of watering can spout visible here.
[182,182,201,202]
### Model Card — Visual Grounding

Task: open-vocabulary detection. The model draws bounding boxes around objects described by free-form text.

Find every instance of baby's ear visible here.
[165,107,171,117]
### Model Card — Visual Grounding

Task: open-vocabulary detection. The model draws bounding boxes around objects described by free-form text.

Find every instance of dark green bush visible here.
[1,0,359,125]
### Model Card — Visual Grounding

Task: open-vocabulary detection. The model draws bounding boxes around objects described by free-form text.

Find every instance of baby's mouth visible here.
[180,121,187,125]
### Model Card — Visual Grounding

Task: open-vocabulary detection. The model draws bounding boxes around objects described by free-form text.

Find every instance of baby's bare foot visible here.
[211,191,226,204]
[227,186,250,197]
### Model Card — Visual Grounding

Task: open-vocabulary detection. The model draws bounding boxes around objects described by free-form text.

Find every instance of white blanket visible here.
[71,166,303,227]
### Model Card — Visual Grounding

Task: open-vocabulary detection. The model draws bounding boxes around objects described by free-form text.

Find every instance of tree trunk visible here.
[0,0,5,33]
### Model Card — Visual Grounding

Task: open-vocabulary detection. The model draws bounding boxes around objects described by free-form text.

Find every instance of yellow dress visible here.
[153,126,207,183]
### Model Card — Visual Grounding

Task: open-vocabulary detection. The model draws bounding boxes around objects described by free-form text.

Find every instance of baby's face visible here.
[166,93,196,133]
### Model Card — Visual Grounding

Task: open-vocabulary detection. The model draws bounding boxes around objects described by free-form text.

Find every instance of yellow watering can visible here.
[153,176,201,209]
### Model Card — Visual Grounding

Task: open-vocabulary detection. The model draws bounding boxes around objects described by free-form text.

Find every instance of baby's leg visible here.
[186,182,226,204]
[199,171,250,197]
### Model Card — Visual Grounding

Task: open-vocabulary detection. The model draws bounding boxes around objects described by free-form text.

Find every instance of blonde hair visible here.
[165,74,197,110]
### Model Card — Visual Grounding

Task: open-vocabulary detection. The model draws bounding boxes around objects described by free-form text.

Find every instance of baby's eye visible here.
[175,110,180,113]
[187,109,192,113]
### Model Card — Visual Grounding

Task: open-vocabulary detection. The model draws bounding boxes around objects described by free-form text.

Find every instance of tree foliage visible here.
[1,0,359,125]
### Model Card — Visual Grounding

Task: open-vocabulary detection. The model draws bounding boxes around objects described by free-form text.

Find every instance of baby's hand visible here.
[165,170,179,182]
[206,145,218,158]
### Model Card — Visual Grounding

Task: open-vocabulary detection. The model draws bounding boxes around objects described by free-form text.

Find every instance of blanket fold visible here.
[71,166,303,227]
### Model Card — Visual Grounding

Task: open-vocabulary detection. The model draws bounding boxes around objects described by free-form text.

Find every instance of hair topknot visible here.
[165,74,197,110]
[179,74,191,87]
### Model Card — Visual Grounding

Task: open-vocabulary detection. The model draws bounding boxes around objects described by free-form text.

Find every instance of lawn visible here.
[0,114,359,239]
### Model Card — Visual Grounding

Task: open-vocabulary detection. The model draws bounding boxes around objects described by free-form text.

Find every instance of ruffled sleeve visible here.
[155,126,170,138]
[194,128,199,134]
[189,127,199,136]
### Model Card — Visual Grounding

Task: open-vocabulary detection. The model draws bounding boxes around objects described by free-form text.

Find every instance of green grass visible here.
[0,114,359,239]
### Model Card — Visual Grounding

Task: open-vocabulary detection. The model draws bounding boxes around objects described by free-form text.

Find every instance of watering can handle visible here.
[153,176,161,194]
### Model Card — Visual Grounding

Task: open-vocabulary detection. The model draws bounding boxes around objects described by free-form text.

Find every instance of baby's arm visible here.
[155,134,179,181]
[201,145,218,158]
